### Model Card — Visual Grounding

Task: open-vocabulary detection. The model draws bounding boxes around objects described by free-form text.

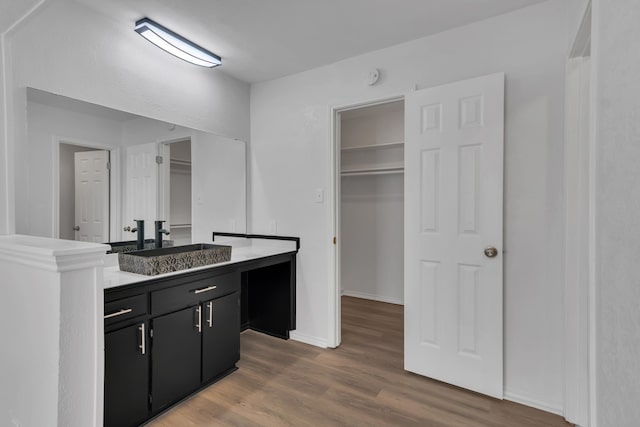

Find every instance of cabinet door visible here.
[151,306,201,412]
[202,292,240,383]
[104,322,149,427]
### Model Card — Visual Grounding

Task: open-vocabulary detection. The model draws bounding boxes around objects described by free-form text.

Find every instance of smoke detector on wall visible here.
[366,69,380,86]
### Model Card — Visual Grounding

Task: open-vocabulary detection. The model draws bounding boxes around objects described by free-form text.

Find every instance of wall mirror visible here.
[22,88,246,245]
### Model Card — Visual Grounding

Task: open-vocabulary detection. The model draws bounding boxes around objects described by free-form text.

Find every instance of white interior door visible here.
[404,73,504,398]
[125,143,159,240]
[74,150,109,242]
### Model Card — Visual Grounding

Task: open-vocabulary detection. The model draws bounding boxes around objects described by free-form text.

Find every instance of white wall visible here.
[0,36,8,235]
[1,0,250,235]
[341,175,404,304]
[0,264,60,426]
[592,0,640,425]
[250,0,568,411]
[23,101,123,237]
[191,131,246,241]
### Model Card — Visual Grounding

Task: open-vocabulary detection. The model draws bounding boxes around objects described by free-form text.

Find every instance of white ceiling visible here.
[6,0,548,83]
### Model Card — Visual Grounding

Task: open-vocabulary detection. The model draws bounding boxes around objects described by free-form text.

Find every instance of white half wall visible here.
[250,0,568,411]
[592,0,640,425]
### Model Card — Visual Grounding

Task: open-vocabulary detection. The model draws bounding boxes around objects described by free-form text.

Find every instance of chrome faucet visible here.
[155,220,171,248]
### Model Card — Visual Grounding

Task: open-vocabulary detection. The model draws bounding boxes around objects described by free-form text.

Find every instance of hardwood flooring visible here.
[148,296,571,426]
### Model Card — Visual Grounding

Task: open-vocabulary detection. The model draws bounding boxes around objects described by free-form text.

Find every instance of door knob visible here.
[73,225,80,231]
[123,226,131,232]
[484,247,498,258]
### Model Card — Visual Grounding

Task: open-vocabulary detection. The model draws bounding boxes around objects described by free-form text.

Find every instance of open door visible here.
[404,73,504,398]
[74,150,110,242]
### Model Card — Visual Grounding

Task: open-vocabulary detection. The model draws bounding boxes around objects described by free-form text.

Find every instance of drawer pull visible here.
[193,285,217,294]
[104,308,133,319]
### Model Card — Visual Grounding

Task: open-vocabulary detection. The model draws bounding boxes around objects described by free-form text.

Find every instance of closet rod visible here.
[341,167,404,177]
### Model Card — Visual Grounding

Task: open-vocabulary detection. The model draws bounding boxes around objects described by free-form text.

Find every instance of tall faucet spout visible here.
[155,220,170,248]
[134,220,145,250]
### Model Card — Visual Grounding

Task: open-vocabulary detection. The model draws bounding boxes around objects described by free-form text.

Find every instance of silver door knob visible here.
[73,225,80,231]
[484,247,498,258]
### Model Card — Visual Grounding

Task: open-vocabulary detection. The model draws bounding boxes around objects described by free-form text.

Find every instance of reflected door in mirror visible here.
[74,150,109,242]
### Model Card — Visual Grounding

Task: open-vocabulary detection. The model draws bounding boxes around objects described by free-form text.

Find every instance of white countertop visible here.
[103,238,297,289]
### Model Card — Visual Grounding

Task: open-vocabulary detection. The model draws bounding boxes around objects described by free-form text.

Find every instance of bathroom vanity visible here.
[102,235,299,427]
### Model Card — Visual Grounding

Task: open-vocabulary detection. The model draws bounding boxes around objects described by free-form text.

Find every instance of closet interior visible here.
[168,139,192,245]
[340,100,404,305]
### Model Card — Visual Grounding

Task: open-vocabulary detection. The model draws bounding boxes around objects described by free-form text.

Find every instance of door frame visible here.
[52,136,121,242]
[564,2,594,426]
[158,137,192,243]
[328,94,405,348]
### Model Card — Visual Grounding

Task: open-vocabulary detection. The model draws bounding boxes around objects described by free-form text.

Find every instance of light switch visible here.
[315,188,324,203]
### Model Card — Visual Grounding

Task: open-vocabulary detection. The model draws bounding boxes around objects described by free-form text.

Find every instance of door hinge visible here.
[333,236,337,245]
[155,155,163,165]
[150,328,153,338]
[106,161,111,171]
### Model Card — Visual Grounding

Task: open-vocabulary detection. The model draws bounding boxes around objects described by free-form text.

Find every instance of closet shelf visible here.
[341,141,404,152]
[341,166,404,177]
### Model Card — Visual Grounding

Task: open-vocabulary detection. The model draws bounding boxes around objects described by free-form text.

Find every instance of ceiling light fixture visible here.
[134,17,221,68]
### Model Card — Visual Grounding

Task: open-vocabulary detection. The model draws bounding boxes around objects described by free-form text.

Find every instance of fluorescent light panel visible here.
[135,18,221,68]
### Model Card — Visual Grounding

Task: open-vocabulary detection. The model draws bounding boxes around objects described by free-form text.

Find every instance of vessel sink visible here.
[106,239,174,254]
[118,243,232,276]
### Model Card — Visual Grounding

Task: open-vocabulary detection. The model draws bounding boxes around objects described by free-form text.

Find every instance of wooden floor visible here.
[149,296,571,426]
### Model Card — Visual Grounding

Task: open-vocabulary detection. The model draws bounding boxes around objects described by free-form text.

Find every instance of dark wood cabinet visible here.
[151,306,202,412]
[104,248,298,427]
[104,322,149,427]
[202,292,240,383]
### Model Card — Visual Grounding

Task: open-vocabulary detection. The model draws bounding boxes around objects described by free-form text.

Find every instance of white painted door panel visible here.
[74,150,109,242]
[125,143,159,240]
[404,73,504,398]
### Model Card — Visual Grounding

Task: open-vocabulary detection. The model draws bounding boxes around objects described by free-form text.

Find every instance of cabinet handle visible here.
[195,306,202,333]
[139,323,146,355]
[193,285,217,294]
[104,308,133,319]
[207,302,213,328]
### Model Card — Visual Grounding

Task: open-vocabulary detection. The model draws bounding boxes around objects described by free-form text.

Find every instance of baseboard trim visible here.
[504,389,564,416]
[341,290,403,305]
[289,331,328,349]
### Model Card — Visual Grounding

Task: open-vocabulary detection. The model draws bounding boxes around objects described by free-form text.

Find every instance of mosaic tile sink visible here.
[107,239,174,254]
[118,244,232,276]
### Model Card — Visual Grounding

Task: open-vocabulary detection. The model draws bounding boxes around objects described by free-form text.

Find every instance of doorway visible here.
[331,73,505,399]
[57,141,112,242]
[160,139,192,246]
[333,97,405,349]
